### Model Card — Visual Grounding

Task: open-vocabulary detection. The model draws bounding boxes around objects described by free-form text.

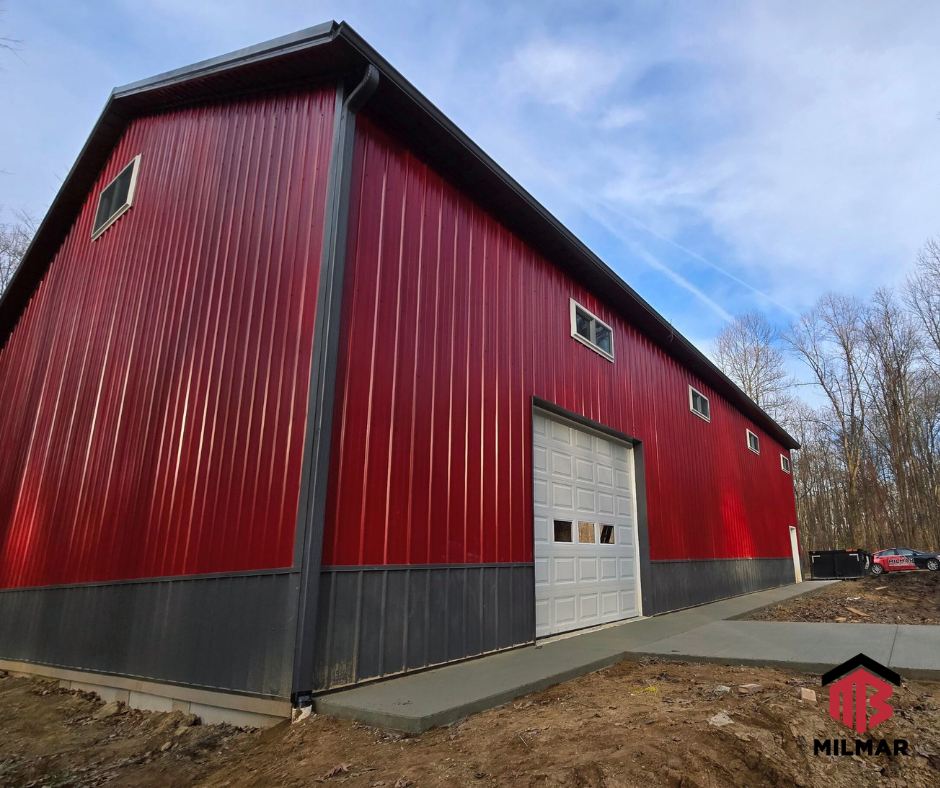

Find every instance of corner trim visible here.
[291,67,380,700]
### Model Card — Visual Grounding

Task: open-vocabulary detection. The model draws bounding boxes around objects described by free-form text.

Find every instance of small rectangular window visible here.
[747,429,760,454]
[780,454,791,473]
[599,525,615,544]
[554,520,573,543]
[578,522,595,543]
[569,298,614,361]
[92,155,141,240]
[689,386,710,422]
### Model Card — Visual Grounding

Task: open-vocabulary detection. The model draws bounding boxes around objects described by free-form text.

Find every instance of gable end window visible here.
[569,298,614,361]
[780,454,791,473]
[92,155,142,240]
[746,429,760,454]
[688,386,710,422]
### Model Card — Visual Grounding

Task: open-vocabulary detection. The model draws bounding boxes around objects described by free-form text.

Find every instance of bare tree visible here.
[784,294,870,547]
[904,238,940,371]
[711,311,793,422]
[0,209,36,295]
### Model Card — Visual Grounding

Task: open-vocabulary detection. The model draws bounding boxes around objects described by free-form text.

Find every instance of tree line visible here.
[713,239,940,557]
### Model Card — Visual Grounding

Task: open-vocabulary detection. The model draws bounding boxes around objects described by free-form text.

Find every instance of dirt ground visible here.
[747,571,940,625]
[3,660,940,788]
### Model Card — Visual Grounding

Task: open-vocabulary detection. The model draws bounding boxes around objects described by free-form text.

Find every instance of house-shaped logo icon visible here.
[822,654,901,734]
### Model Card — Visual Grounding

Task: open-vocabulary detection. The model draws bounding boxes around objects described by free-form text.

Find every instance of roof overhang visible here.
[0,21,800,450]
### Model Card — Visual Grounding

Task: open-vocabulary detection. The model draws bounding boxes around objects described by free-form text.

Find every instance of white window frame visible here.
[569,298,614,362]
[688,385,710,422]
[746,429,760,455]
[92,154,142,241]
[780,454,791,473]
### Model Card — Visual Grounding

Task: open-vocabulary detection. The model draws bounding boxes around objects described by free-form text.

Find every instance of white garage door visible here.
[533,411,639,637]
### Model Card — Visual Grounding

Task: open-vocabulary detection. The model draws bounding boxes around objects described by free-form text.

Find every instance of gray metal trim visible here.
[633,444,654,615]
[291,67,380,701]
[321,563,535,572]
[0,568,298,593]
[0,572,299,698]
[113,23,339,97]
[312,565,534,690]
[644,558,794,615]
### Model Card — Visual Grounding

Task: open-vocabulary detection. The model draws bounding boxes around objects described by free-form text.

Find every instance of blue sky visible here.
[2,1,940,360]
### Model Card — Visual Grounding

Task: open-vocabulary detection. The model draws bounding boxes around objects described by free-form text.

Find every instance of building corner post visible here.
[290,65,380,703]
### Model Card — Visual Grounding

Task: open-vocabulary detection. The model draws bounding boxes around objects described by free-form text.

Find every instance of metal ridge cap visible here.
[112,21,341,98]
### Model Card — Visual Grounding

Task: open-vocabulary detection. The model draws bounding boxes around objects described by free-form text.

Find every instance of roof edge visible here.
[113,21,340,98]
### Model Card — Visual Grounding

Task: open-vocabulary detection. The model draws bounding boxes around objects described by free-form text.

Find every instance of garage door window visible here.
[554,520,573,542]
[578,522,596,543]
[600,525,615,544]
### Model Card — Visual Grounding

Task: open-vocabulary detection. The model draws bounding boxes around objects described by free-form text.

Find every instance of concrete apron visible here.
[314,580,917,733]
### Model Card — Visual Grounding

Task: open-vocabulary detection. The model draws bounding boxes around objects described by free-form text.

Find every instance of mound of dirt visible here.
[748,572,940,625]
[3,659,940,788]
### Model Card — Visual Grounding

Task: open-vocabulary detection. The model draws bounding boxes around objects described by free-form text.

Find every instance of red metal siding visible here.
[323,115,797,566]
[0,87,335,588]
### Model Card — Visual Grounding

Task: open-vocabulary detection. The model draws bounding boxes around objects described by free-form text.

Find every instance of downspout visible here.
[291,64,380,705]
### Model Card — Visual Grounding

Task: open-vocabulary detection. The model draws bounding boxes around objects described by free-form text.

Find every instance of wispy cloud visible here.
[3,0,939,353]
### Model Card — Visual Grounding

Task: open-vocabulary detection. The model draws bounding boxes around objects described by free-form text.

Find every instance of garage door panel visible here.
[551,420,571,444]
[552,483,573,508]
[553,557,576,584]
[618,557,635,579]
[576,487,595,511]
[575,457,594,482]
[554,596,576,624]
[597,492,615,515]
[580,594,599,619]
[534,558,549,586]
[536,599,549,628]
[533,480,549,509]
[601,591,619,615]
[551,450,573,477]
[533,444,548,472]
[578,557,598,581]
[596,464,614,487]
[616,495,633,517]
[534,411,639,637]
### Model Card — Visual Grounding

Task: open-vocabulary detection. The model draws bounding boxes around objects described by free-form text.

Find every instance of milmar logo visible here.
[823,653,899,733]
[813,654,909,757]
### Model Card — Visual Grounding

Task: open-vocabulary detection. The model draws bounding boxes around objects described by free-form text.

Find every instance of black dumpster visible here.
[809,549,872,579]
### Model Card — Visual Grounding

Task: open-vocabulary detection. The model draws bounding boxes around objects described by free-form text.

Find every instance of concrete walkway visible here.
[314,581,824,731]
[315,580,940,731]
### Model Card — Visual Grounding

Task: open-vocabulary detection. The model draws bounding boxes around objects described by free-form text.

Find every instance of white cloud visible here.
[501,38,625,114]
[598,105,646,129]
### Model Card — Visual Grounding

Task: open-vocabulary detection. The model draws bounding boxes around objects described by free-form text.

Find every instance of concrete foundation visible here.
[0,658,289,728]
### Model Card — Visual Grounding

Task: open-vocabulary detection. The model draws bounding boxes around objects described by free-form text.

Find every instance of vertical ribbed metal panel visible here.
[312,565,534,689]
[0,87,335,588]
[0,572,299,696]
[323,114,797,567]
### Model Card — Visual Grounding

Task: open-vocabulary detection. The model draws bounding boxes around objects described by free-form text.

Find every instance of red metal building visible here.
[0,23,799,722]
